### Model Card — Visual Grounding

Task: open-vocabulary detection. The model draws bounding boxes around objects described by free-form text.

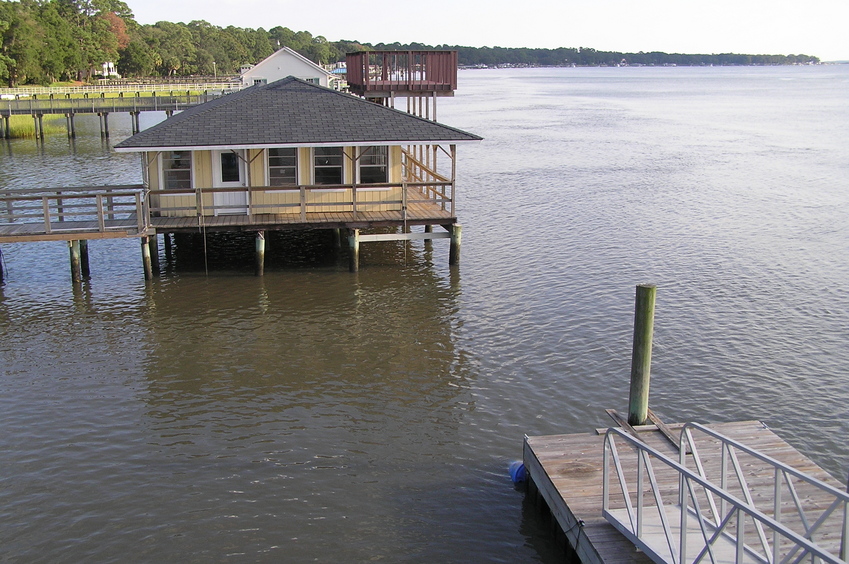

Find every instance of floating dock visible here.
[523,420,848,563]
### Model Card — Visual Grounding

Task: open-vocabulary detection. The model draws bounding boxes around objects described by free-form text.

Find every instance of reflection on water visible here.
[1,67,849,562]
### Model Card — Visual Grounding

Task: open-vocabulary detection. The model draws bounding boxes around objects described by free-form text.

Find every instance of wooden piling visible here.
[0,246,4,282]
[255,230,266,276]
[68,112,76,138]
[141,236,153,280]
[148,234,160,274]
[348,228,360,272]
[628,283,657,426]
[333,228,342,249]
[69,240,82,283]
[449,224,462,265]
[80,239,90,278]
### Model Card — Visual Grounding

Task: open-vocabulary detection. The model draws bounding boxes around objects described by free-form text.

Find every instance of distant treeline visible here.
[0,1,820,87]
[374,43,820,67]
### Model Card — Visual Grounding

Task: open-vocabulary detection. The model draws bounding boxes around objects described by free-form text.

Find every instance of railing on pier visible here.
[602,425,848,563]
[401,147,456,216]
[0,185,149,237]
[0,82,239,97]
[346,51,458,96]
[148,181,454,221]
[0,91,234,117]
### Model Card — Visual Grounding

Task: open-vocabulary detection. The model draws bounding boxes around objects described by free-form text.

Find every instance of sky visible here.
[129,0,849,61]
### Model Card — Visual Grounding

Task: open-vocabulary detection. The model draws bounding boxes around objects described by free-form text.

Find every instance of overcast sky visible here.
[129,0,848,61]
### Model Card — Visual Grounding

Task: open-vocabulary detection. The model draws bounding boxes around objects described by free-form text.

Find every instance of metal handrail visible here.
[602,427,847,564]
[679,422,849,563]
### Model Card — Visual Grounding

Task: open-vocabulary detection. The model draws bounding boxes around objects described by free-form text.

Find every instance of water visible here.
[2,66,848,562]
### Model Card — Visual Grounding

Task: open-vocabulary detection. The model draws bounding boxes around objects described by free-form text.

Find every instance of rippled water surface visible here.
[1,66,848,562]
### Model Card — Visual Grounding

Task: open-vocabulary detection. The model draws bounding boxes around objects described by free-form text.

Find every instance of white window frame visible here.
[356,146,390,184]
[311,147,345,185]
[159,150,194,191]
[265,147,299,187]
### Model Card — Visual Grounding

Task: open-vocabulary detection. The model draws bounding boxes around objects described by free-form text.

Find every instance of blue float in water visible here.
[509,461,526,485]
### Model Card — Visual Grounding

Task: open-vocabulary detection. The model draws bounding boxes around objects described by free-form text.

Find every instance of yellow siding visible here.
[194,151,211,189]
[390,146,402,183]
[145,152,160,191]
[248,149,265,186]
[298,148,310,185]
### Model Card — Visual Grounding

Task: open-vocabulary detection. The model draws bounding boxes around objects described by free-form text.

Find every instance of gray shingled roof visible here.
[114,77,481,151]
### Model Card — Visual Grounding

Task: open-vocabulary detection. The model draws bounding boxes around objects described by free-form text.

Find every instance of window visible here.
[220,152,241,183]
[314,147,343,185]
[163,151,191,189]
[253,78,267,85]
[268,148,298,186]
[358,146,388,184]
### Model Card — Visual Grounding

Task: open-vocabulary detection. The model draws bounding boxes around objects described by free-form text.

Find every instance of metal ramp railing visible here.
[602,425,848,564]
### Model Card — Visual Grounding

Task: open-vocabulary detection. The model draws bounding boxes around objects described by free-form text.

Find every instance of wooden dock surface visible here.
[524,420,846,564]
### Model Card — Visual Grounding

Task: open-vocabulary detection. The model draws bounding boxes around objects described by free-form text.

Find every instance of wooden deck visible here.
[524,420,847,563]
[0,191,455,243]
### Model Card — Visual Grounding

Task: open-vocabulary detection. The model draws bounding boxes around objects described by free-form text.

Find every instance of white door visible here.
[212,150,248,215]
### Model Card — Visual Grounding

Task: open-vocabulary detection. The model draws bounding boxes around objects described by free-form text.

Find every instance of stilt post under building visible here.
[627,283,657,426]
[255,230,266,276]
[69,240,82,283]
[348,229,360,272]
[449,224,462,266]
[80,239,90,278]
[141,236,153,280]
[148,234,160,274]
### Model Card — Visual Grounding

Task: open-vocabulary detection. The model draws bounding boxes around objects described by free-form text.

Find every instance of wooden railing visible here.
[0,91,235,116]
[148,182,454,220]
[0,82,239,97]
[346,51,458,95]
[0,185,148,235]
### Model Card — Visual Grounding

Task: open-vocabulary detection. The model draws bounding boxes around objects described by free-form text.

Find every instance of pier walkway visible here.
[524,420,848,563]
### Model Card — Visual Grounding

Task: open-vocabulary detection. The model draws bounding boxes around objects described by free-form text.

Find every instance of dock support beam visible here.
[348,229,360,272]
[80,239,90,279]
[0,246,4,282]
[131,112,141,134]
[98,113,109,138]
[628,283,657,426]
[69,240,82,283]
[65,112,76,138]
[141,236,153,280]
[255,230,266,276]
[449,224,462,266]
[148,235,160,274]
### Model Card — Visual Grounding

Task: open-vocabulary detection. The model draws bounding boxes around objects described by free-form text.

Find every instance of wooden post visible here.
[80,239,90,278]
[348,228,360,272]
[68,112,76,138]
[255,230,266,276]
[628,283,657,426]
[141,236,153,280]
[3,115,10,139]
[0,246,4,282]
[69,240,82,283]
[449,224,462,266]
[333,228,342,249]
[148,234,160,274]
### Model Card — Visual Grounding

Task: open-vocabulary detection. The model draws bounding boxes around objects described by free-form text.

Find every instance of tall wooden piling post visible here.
[69,240,82,283]
[255,231,266,276]
[449,224,462,265]
[148,235,160,274]
[80,239,90,278]
[141,236,153,280]
[628,283,657,426]
[0,246,5,282]
[348,229,360,272]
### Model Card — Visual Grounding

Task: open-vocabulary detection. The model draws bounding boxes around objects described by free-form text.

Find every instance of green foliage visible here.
[0,2,822,86]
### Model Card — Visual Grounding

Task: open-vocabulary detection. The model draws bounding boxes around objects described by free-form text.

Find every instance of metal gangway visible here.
[602,423,849,564]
